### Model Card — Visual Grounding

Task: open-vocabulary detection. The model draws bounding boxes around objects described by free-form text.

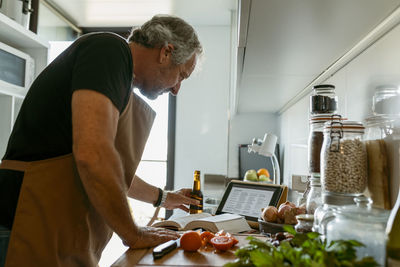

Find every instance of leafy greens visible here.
[224,226,378,267]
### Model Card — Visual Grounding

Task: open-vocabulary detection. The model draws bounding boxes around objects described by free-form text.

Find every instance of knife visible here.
[152,239,179,259]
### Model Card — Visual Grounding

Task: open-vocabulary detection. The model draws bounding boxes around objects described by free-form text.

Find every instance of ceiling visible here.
[45,0,236,27]
[237,0,400,114]
[43,0,400,114]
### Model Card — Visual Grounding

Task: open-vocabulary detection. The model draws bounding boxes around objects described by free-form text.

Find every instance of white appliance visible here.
[0,41,35,96]
[0,0,33,29]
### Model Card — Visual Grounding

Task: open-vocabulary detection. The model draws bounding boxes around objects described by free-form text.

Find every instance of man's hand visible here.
[126,226,180,249]
[162,188,200,212]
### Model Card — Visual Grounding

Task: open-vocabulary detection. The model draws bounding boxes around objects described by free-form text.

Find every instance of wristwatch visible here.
[160,190,168,207]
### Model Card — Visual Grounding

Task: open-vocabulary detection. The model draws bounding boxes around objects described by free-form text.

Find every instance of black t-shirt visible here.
[4,32,132,161]
[0,32,133,229]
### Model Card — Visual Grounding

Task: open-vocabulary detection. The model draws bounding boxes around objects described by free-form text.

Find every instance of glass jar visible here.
[372,85,400,116]
[321,121,367,195]
[385,122,400,207]
[326,197,390,266]
[364,116,393,209]
[313,192,355,235]
[306,175,322,214]
[310,84,338,114]
[295,214,314,233]
[308,114,343,174]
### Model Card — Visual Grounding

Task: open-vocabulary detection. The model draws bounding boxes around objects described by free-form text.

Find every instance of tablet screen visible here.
[216,181,283,221]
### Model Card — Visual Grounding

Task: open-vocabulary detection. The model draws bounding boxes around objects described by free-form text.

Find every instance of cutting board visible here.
[112,234,267,267]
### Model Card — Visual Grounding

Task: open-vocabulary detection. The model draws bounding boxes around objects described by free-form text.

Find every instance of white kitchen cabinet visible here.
[0,12,48,158]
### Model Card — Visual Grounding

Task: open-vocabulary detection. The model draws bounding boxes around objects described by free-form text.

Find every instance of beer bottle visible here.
[386,188,400,266]
[189,170,203,214]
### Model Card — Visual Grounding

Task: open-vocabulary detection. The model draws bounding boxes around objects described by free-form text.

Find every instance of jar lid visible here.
[323,120,365,133]
[309,114,346,124]
[296,214,314,222]
[334,197,390,223]
[313,84,335,90]
[374,84,399,94]
[364,115,399,126]
[322,192,356,205]
[309,177,321,186]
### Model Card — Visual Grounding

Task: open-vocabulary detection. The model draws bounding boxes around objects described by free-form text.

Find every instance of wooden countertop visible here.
[111,234,267,267]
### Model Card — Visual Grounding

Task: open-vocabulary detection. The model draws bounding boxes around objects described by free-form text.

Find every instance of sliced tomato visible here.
[200,231,215,246]
[225,233,239,245]
[214,229,226,236]
[210,236,234,251]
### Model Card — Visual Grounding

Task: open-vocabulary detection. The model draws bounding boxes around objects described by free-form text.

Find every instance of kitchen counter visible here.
[111,233,266,267]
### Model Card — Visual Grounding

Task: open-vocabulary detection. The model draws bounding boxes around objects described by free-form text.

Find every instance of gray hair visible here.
[128,15,203,65]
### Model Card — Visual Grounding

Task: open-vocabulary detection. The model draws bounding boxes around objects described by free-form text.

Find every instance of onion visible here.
[279,201,296,210]
[262,206,278,223]
[277,204,292,220]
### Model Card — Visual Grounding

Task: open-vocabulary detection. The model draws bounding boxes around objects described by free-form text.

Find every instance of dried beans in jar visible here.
[320,121,367,195]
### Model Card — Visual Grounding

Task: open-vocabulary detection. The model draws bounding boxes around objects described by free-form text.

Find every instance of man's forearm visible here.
[74,145,139,247]
[128,175,159,205]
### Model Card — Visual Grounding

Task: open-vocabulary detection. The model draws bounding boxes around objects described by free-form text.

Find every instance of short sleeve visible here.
[71,34,132,113]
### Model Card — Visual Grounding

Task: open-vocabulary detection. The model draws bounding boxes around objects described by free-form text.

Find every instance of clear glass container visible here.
[306,175,322,214]
[308,114,343,174]
[372,85,400,116]
[321,121,367,195]
[295,214,314,233]
[326,197,390,266]
[312,192,355,235]
[364,116,393,209]
[310,84,338,114]
[364,116,400,208]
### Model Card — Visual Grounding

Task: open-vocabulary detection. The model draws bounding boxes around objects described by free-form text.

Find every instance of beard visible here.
[136,78,170,100]
[138,87,159,100]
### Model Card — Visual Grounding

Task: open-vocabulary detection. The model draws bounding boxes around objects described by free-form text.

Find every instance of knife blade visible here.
[152,239,179,259]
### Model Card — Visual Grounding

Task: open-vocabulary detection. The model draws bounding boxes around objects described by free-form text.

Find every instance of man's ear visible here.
[159,44,174,64]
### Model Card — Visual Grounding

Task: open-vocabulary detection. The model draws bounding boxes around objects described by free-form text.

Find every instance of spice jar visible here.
[310,84,338,114]
[295,214,314,233]
[306,175,322,214]
[308,114,342,174]
[326,196,390,266]
[321,121,367,195]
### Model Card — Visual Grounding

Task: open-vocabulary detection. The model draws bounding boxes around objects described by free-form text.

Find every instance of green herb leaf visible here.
[283,225,296,235]
[225,229,379,267]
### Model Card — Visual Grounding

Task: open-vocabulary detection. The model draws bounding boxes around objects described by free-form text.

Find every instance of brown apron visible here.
[0,92,155,267]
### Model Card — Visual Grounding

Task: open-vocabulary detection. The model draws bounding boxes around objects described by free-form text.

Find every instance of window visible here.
[99,90,173,267]
[128,89,170,222]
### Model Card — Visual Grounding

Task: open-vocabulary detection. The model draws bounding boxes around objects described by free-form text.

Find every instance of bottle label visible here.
[189,205,202,210]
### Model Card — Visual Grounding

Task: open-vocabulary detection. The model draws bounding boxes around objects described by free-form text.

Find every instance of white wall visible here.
[174,26,231,189]
[174,26,279,187]
[227,112,278,178]
[279,22,400,187]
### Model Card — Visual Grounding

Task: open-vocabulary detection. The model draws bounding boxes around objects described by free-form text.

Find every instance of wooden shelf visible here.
[0,12,48,49]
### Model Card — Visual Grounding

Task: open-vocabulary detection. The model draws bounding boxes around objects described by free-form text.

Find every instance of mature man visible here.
[0,15,202,266]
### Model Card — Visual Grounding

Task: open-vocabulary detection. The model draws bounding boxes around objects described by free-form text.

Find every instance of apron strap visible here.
[0,160,31,172]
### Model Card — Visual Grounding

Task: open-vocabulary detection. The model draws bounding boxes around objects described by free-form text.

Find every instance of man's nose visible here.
[170,82,181,96]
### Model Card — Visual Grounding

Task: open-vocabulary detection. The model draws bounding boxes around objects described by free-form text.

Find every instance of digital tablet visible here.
[215,180,284,222]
